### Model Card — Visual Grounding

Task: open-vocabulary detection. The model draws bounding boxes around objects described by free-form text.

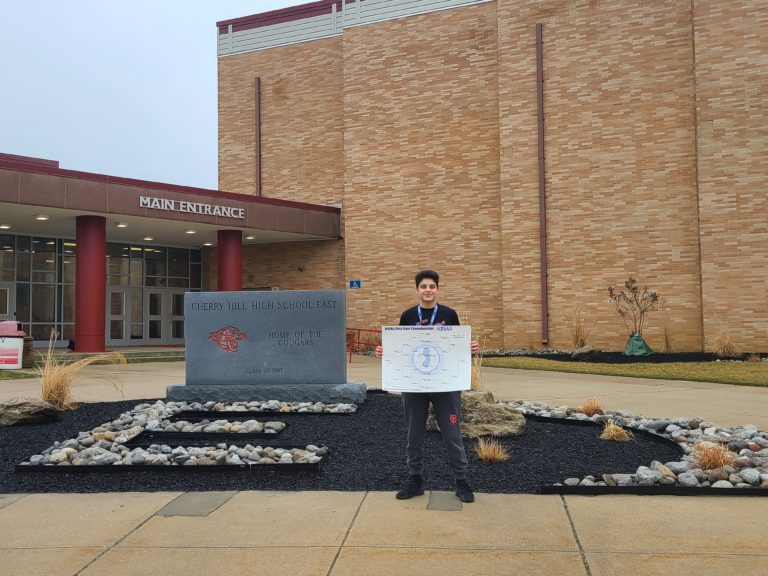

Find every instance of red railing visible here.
[346,328,380,362]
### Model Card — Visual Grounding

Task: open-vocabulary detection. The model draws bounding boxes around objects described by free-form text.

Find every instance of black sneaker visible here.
[396,475,424,500]
[455,479,475,503]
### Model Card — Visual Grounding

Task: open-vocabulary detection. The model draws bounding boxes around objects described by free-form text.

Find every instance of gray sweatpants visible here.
[401,391,469,480]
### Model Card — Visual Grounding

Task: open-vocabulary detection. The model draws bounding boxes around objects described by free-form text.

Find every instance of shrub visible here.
[662,326,673,354]
[38,333,126,409]
[693,442,737,470]
[576,396,604,416]
[475,437,509,462]
[608,277,665,336]
[600,419,634,442]
[569,308,589,349]
[712,325,741,358]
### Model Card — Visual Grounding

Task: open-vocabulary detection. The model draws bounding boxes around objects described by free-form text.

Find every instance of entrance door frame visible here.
[144,288,186,345]
[105,286,131,347]
[0,282,16,322]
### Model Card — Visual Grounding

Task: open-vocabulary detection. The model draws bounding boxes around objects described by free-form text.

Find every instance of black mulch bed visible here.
[510,352,753,364]
[0,392,681,494]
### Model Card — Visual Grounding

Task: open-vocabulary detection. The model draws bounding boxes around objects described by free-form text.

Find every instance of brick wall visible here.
[204,240,344,292]
[218,37,344,206]
[217,0,767,351]
[341,5,503,341]
[694,0,768,352]
[498,0,703,351]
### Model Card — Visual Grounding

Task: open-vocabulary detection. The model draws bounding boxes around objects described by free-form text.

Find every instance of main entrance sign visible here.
[139,195,245,219]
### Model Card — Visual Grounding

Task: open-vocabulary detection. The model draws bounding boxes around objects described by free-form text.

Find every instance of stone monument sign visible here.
[166,290,366,403]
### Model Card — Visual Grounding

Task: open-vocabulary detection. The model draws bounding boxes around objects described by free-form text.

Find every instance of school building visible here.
[1,0,765,352]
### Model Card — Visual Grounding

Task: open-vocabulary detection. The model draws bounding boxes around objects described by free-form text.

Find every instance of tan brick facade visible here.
[218,0,767,352]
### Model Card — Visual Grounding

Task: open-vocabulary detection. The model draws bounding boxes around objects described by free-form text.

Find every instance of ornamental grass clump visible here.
[475,437,509,463]
[38,333,126,409]
[662,326,673,354]
[600,419,634,442]
[576,396,604,416]
[712,325,741,358]
[569,308,590,349]
[693,442,737,470]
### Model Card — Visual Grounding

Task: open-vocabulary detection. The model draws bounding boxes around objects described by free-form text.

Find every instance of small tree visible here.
[608,277,665,355]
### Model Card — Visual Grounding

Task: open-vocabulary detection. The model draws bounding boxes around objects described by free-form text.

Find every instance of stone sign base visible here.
[165,382,367,404]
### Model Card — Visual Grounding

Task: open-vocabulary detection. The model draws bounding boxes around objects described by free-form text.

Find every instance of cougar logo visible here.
[208,326,246,352]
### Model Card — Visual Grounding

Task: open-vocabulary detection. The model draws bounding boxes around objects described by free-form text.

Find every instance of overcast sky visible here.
[0,1,307,190]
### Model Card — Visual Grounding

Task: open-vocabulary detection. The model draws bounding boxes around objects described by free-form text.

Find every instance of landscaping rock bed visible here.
[0,392,694,494]
[506,400,768,492]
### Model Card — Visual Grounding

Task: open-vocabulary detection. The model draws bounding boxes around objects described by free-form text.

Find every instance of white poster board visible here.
[381,325,471,393]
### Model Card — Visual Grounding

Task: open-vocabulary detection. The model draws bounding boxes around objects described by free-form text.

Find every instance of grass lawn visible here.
[0,370,36,380]
[482,356,768,387]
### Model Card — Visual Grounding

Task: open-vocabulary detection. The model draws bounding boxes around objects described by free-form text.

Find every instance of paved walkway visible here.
[1,356,767,575]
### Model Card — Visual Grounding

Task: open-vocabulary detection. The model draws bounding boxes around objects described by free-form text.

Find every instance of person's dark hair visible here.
[415,269,440,287]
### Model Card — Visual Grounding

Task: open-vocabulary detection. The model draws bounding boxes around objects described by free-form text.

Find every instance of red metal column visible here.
[217,230,243,291]
[75,215,106,352]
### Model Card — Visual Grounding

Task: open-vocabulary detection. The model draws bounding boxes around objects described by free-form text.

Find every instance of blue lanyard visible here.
[417,304,438,326]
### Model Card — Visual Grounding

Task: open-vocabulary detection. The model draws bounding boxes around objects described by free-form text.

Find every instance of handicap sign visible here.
[349,279,361,289]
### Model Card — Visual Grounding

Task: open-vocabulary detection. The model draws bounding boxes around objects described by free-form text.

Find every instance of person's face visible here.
[417,279,439,307]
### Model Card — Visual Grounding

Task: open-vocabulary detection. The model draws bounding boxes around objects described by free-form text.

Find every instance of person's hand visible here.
[375,345,383,358]
[470,340,480,354]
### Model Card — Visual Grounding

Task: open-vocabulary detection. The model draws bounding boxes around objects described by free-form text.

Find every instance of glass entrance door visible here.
[144,288,186,345]
[106,287,130,346]
[0,283,16,322]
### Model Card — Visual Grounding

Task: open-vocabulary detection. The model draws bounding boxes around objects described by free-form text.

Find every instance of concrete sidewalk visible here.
[1,356,767,575]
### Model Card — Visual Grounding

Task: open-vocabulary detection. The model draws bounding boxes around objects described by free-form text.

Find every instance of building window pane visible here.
[62,285,75,323]
[145,247,166,276]
[172,293,184,316]
[149,293,162,316]
[110,320,124,340]
[130,324,143,339]
[62,255,76,283]
[190,263,201,288]
[32,271,56,283]
[0,234,14,270]
[0,288,8,315]
[145,277,166,287]
[172,320,184,339]
[62,324,74,340]
[16,284,30,325]
[31,324,57,341]
[149,320,161,339]
[32,284,55,322]
[110,292,125,316]
[168,248,189,277]
[168,277,188,288]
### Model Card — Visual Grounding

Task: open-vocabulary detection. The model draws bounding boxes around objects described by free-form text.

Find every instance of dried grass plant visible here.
[712,325,741,358]
[470,347,484,390]
[747,353,761,363]
[569,308,589,349]
[693,443,737,470]
[600,419,634,442]
[662,326,673,354]
[458,308,485,390]
[576,396,604,416]
[475,437,510,463]
[38,332,126,409]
